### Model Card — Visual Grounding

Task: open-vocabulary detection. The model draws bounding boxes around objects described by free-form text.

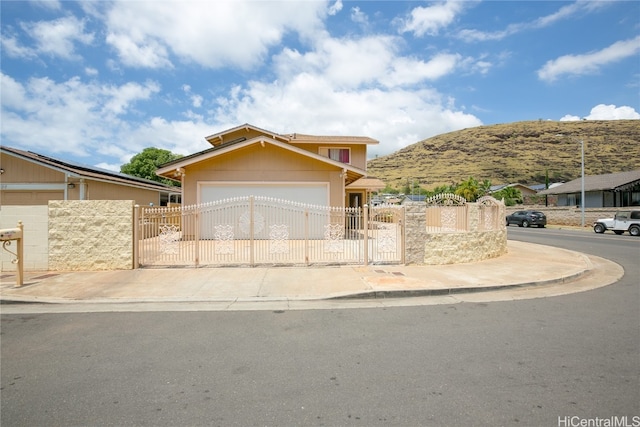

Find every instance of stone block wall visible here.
[49,200,134,271]
[423,230,507,265]
[404,201,507,265]
[0,205,49,271]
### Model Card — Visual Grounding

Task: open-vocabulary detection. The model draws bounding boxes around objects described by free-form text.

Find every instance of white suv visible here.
[593,210,640,236]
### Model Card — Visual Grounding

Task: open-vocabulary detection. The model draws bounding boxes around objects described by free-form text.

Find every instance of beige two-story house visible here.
[156,124,384,208]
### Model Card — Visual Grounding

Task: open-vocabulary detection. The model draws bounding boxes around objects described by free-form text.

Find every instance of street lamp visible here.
[556,134,585,227]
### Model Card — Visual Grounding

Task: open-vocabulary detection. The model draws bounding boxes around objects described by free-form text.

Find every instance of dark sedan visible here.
[506,210,547,228]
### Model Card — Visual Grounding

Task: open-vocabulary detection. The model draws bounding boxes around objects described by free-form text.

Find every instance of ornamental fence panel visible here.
[136,196,404,267]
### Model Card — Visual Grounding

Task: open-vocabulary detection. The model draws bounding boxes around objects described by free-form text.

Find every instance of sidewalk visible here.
[0,241,624,309]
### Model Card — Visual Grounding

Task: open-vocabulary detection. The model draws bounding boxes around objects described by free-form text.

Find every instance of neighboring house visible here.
[156,124,383,208]
[490,183,538,197]
[0,146,180,206]
[538,169,640,207]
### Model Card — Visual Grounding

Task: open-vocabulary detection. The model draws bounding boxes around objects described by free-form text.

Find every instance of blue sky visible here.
[1,0,639,172]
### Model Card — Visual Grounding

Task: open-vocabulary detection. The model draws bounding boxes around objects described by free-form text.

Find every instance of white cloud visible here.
[382,53,461,86]
[182,84,203,108]
[210,68,482,158]
[22,15,94,59]
[2,15,94,60]
[273,34,465,91]
[104,1,328,69]
[0,34,38,59]
[328,0,343,16]
[351,7,368,26]
[400,1,466,37]
[538,36,640,82]
[102,80,160,116]
[105,33,172,69]
[0,72,161,158]
[457,1,611,42]
[585,104,640,120]
[560,104,640,121]
[85,67,98,76]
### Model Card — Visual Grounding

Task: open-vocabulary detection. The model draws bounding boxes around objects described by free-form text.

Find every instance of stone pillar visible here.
[403,201,427,265]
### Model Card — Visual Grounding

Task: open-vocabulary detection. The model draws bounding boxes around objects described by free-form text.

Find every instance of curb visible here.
[329,267,591,300]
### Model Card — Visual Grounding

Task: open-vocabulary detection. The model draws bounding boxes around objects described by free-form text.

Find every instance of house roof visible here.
[204,123,379,146]
[1,146,179,193]
[204,123,289,145]
[490,183,537,192]
[347,177,386,191]
[156,135,368,185]
[538,169,640,195]
[287,133,379,145]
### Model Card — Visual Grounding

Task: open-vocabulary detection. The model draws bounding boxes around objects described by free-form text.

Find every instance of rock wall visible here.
[404,201,507,265]
[49,200,134,271]
[423,230,507,265]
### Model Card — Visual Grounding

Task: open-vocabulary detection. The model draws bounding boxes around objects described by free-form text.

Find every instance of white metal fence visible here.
[135,196,404,267]
[425,193,469,233]
[425,193,503,233]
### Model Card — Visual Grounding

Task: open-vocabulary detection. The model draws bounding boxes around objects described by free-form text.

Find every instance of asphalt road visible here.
[1,230,639,427]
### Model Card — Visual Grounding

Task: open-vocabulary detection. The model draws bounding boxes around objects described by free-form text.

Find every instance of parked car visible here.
[593,210,640,236]
[505,210,547,228]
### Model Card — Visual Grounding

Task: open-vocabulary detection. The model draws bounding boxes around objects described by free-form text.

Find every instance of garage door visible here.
[199,182,329,206]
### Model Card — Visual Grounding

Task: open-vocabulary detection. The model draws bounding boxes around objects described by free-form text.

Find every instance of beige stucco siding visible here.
[288,143,367,170]
[84,180,162,206]
[1,191,64,205]
[0,152,66,183]
[182,144,346,206]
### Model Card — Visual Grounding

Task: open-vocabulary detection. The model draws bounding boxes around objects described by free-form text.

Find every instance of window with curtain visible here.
[324,148,350,164]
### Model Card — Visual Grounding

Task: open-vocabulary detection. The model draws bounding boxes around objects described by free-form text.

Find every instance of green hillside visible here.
[366,120,640,190]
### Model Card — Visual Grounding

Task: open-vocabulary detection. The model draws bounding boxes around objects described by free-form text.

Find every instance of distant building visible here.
[538,170,640,207]
[490,183,538,197]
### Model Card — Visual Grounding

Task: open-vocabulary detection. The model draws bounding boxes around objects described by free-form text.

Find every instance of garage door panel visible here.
[200,183,329,206]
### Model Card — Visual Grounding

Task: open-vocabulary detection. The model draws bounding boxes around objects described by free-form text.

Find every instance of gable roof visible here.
[1,146,179,193]
[156,135,368,185]
[204,123,379,147]
[347,177,385,191]
[286,133,379,145]
[538,170,640,195]
[205,123,290,145]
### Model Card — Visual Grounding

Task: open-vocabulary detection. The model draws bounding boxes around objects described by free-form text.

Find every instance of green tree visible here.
[454,176,484,202]
[121,147,183,187]
[493,186,523,206]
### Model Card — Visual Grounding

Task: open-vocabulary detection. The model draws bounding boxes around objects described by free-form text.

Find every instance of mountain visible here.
[366,120,640,190]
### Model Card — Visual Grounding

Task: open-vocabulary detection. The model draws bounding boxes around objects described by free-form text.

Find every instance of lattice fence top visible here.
[425,193,467,206]
[144,196,361,214]
[476,195,503,206]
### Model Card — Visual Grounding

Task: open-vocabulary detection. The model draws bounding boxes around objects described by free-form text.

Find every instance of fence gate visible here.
[136,196,404,267]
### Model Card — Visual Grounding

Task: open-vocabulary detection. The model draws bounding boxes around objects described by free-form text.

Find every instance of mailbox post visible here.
[0,221,24,287]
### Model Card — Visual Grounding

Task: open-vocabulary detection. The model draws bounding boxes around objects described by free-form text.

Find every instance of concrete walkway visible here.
[0,241,624,312]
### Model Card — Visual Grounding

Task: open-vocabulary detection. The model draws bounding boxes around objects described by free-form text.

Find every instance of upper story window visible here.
[319,147,350,164]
